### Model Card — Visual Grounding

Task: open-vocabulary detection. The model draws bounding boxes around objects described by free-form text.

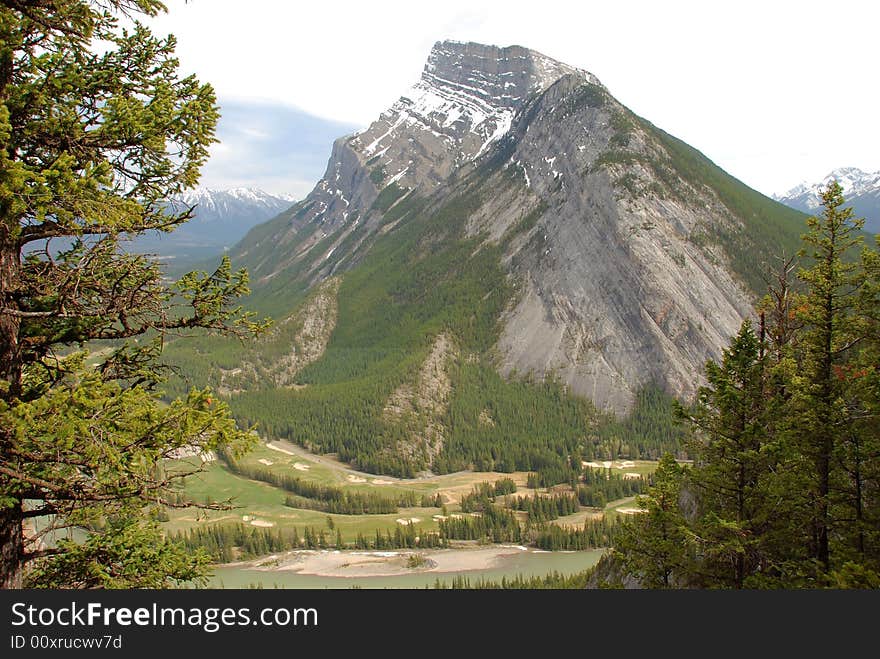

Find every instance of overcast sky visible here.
[148,0,879,198]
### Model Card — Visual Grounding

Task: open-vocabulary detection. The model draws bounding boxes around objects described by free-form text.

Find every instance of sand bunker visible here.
[293,462,311,471]
[240,546,536,578]
[266,443,296,456]
[395,517,421,525]
[372,479,393,485]
[616,507,645,515]
[624,472,641,480]
[257,458,274,466]
[582,461,603,468]
[169,446,216,462]
[242,515,251,522]
[620,460,636,468]
[250,519,275,527]
[347,474,367,483]
[603,461,612,468]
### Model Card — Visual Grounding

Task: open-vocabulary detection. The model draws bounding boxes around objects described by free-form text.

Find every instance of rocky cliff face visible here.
[238,42,595,284]
[348,41,595,192]
[465,74,753,410]
[231,40,800,413]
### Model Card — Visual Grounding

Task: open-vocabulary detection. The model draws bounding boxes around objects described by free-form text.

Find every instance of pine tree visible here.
[681,321,773,587]
[613,454,692,588]
[836,227,880,577]
[0,1,268,588]
[794,181,864,573]
[671,183,880,587]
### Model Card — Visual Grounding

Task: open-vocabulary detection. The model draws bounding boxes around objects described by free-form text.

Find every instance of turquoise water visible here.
[206,549,605,589]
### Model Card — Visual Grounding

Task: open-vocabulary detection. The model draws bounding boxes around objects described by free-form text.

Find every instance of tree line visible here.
[432,570,593,589]
[172,521,449,562]
[437,505,522,543]
[218,450,426,514]
[510,493,580,522]
[576,467,647,507]
[533,517,625,551]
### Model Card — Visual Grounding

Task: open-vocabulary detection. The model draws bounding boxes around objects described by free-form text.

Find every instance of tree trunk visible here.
[2,215,24,588]
[817,270,834,572]
[0,499,24,588]
[0,226,22,397]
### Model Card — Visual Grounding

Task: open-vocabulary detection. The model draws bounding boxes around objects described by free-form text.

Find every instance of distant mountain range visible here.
[132,187,294,262]
[774,167,880,232]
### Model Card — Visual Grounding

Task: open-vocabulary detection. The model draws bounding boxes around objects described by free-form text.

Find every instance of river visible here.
[206,548,605,589]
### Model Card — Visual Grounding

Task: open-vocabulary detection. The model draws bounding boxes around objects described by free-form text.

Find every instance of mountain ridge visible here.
[136,187,294,261]
[774,167,880,232]
[228,40,804,412]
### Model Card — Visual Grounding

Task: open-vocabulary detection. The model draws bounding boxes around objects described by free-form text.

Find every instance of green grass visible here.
[234,444,434,499]
[163,443,664,550]
[163,461,441,543]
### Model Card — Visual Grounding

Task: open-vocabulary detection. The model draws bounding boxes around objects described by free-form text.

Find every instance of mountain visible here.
[165,41,806,476]
[773,167,880,232]
[230,41,804,408]
[132,187,294,262]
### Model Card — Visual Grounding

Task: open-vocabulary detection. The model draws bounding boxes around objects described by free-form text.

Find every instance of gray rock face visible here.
[280,41,595,239]
[235,40,765,413]
[465,76,753,411]
[347,41,595,192]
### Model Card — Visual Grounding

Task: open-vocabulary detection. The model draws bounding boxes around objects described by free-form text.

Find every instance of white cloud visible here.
[148,0,880,196]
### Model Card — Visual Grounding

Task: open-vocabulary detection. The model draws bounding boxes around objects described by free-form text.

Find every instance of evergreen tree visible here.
[669,183,880,587]
[613,455,692,588]
[0,1,267,588]
[682,321,773,587]
[793,181,864,573]
[836,223,880,577]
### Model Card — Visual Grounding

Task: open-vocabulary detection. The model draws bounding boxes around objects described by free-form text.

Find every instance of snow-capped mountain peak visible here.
[155,187,293,246]
[774,167,880,232]
[174,187,292,210]
[296,41,602,237]
[349,41,599,181]
[777,167,880,203]
[821,167,880,196]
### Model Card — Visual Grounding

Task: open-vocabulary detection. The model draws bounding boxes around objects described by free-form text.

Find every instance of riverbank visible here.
[208,545,605,589]
[208,546,606,588]
[226,544,540,577]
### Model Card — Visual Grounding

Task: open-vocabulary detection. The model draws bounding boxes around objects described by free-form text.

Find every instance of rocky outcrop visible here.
[491,78,751,410]
[218,277,341,393]
[269,276,341,386]
[384,333,456,464]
